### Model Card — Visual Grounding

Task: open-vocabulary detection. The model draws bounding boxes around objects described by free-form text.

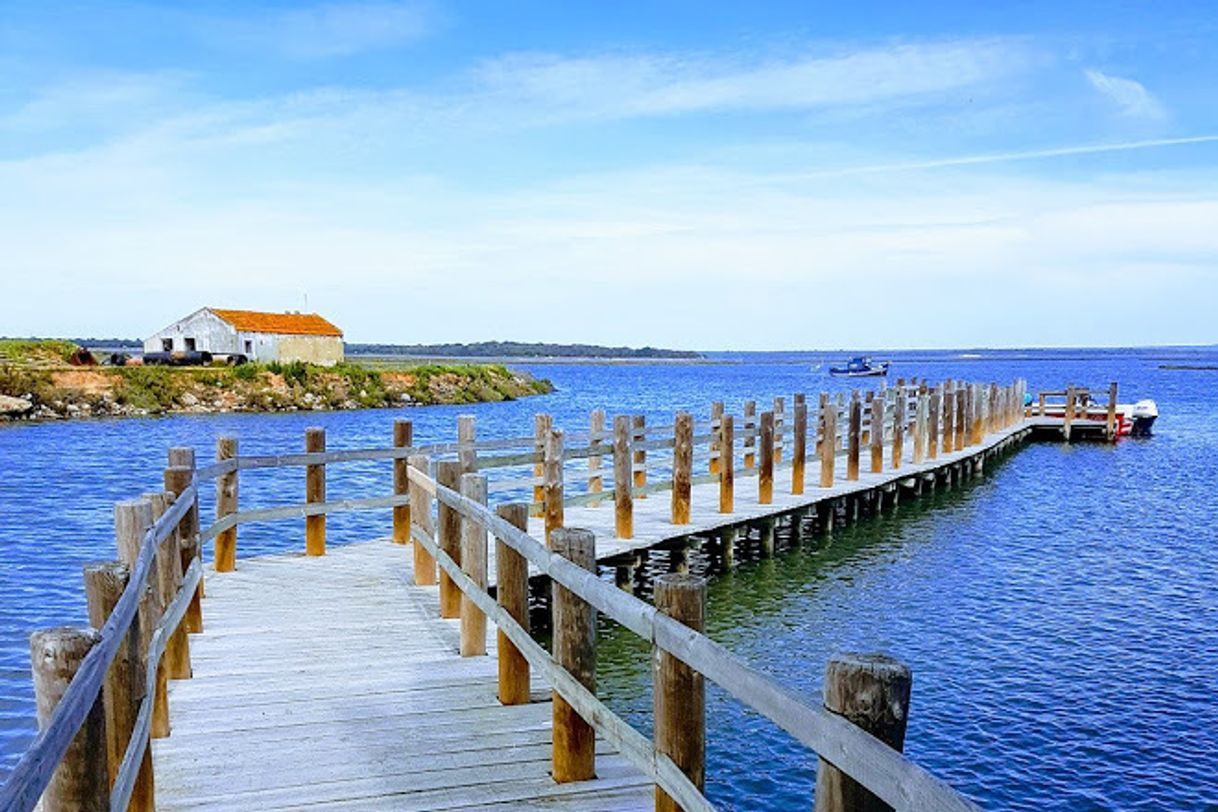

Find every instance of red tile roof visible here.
[209,309,343,337]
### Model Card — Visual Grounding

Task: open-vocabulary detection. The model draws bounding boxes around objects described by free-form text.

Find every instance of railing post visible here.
[551,527,598,783]
[719,415,734,514]
[115,499,169,740]
[671,413,692,524]
[972,384,985,446]
[1038,390,1047,417]
[533,413,552,505]
[1063,386,1075,442]
[29,627,108,812]
[792,400,808,495]
[166,448,203,632]
[215,435,238,572]
[588,409,605,507]
[305,427,326,556]
[914,390,927,464]
[709,402,723,475]
[458,414,477,473]
[742,400,756,469]
[941,382,954,454]
[814,653,913,812]
[544,428,565,543]
[890,387,904,470]
[633,415,647,497]
[160,471,194,680]
[928,387,941,460]
[495,503,530,705]
[758,411,774,504]
[870,393,884,473]
[393,419,413,544]
[819,399,836,488]
[459,473,488,657]
[773,396,785,464]
[1106,381,1118,441]
[955,388,967,450]
[436,460,463,618]
[847,392,861,481]
[408,454,437,585]
[653,574,707,812]
[613,416,633,539]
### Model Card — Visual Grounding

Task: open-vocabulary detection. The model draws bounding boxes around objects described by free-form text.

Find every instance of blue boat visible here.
[828,356,890,377]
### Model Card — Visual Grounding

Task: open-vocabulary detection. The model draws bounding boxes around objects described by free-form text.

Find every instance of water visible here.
[2,348,1217,809]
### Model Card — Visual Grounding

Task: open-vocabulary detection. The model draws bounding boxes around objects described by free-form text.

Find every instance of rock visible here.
[0,394,33,415]
[181,392,199,407]
[399,393,413,403]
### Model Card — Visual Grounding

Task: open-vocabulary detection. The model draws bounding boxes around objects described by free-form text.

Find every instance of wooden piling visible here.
[1106,382,1119,441]
[393,419,413,544]
[533,413,552,505]
[550,528,598,783]
[653,574,707,812]
[613,416,633,539]
[759,411,774,504]
[114,499,169,740]
[1063,386,1075,442]
[408,454,437,585]
[164,454,202,633]
[29,627,108,812]
[632,415,647,496]
[588,409,605,507]
[774,396,785,464]
[942,383,954,454]
[305,427,326,557]
[743,400,756,469]
[672,412,693,525]
[719,415,734,514]
[891,388,904,470]
[928,389,940,460]
[847,392,861,481]
[820,399,837,488]
[215,435,238,572]
[955,388,967,450]
[436,460,463,618]
[495,504,530,705]
[544,428,565,543]
[160,469,194,680]
[913,392,927,464]
[459,473,488,657]
[870,393,884,474]
[709,402,723,475]
[971,385,985,446]
[792,401,808,495]
[814,653,913,812]
[458,414,477,473]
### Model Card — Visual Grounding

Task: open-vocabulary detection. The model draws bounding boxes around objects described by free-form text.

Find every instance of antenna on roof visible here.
[303,291,309,313]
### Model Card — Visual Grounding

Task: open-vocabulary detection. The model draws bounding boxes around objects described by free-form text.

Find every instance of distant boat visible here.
[828,357,890,377]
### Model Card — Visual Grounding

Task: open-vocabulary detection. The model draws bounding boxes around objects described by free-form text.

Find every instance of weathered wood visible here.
[159,472,193,681]
[815,653,913,812]
[719,415,735,514]
[29,627,107,812]
[457,414,478,474]
[820,399,837,488]
[913,392,927,465]
[459,473,488,657]
[928,389,940,460]
[891,388,905,470]
[742,400,757,469]
[408,454,437,585]
[847,392,861,481]
[1106,381,1118,441]
[758,411,774,504]
[588,409,605,506]
[672,413,693,524]
[436,461,463,619]
[955,388,967,450]
[495,503,530,705]
[870,394,884,474]
[164,452,203,632]
[215,436,238,572]
[115,499,169,740]
[551,527,598,783]
[533,413,552,504]
[632,415,647,497]
[613,416,633,539]
[544,428,565,543]
[393,419,413,544]
[709,402,723,475]
[654,574,706,812]
[1063,386,1075,442]
[773,396,786,464]
[971,385,984,446]
[793,401,808,495]
[305,427,326,556]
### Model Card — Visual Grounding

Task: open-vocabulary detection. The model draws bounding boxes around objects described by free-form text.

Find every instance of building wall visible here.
[145,309,344,364]
[144,310,239,355]
[275,335,344,366]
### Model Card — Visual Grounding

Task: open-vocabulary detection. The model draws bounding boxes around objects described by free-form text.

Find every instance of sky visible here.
[1,1,1216,350]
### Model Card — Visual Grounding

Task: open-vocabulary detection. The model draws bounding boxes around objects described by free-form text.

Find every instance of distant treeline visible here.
[348,341,703,359]
[2,336,142,348]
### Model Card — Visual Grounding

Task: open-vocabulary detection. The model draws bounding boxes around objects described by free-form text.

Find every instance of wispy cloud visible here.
[199,2,438,59]
[1084,69,1165,119]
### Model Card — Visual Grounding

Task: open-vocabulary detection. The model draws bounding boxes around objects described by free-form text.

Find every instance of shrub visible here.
[114,366,184,412]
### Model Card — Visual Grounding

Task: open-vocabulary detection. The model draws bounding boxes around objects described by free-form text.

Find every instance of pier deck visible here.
[154,541,652,811]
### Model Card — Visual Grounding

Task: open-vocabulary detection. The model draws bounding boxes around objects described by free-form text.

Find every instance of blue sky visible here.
[2,1,1216,348]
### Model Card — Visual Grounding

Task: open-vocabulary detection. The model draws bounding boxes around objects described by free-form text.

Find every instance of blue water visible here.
[2,348,1216,810]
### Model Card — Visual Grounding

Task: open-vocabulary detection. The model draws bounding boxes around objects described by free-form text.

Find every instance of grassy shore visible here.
[0,340,552,420]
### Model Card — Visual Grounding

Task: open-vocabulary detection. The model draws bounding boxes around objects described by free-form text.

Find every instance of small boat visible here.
[1038,396,1159,437]
[828,357,890,377]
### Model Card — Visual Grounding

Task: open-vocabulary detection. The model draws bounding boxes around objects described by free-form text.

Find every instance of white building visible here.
[144,308,345,366]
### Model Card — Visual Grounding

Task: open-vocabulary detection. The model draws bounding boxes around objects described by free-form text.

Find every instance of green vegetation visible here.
[0,339,79,365]
[113,366,187,412]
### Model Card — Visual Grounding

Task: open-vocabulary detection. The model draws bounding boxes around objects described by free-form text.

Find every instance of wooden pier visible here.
[5,376,1113,812]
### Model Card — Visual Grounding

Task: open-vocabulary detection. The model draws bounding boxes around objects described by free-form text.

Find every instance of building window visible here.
[162,338,173,351]
[184,338,196,352]
[244,340,253,355]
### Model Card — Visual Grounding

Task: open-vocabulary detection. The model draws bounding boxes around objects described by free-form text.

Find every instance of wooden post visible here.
[1106,381,1118,441]
[1063,386,1075,442]
[614,416,633,539]
[814,653,913,812]
[973,385,986,445]
[653,574,707,812]
[408,454,436,585]
[305,426,326,556]
[709,402,723,475]
[215,435,238,572]
[773,396,785,464]
[1038,391,1047,417]
[815,393,827,459]
[870,394,884,474]
[115,499,170,740]
[83,562,153,808]
[459,473,488,657]
[672,412,693,525]
[544,428,565,544]
[29,627,108,812]
[819,399,837,488]
[913,392,927,464]
[551,527,597,783]
[847,392,861,481]
[588,409,605,507]
[632,415,647,497]
[436,460,463,618]
[792,401,808,495]
[533,413,552,505]
[495,504,530,705]
[928,389,941,460]
[890,388,904,470]
[955,388,967,450]
[458,414,477,473]
[743,400,757,469]
[161,469,195,680]
[758,411,774,504]
[393,419,413,544]
[719,415,734,514]
[165,450,202,632]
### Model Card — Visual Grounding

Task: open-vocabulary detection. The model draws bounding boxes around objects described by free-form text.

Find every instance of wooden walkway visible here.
[154,542,653,811]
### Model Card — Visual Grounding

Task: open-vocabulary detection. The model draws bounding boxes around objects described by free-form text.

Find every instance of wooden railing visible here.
[4,377,1031,811]
[1029,382,1120,441]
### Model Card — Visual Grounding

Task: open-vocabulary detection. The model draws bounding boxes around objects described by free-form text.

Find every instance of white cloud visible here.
[1084,69,1165,119]
[200,2,438,59]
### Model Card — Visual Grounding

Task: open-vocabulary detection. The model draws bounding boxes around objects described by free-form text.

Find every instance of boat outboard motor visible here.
[1130,400,1158,436]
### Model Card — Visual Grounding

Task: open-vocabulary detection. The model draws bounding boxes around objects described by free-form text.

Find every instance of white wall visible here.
[144,309,239,355]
